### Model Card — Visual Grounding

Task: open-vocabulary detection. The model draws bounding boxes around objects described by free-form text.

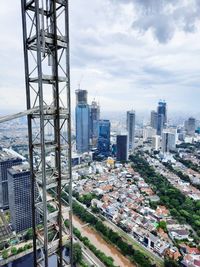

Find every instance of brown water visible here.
[73,215,136,267]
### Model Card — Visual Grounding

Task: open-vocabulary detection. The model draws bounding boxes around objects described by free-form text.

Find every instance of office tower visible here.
[157,100,167,135]
[8,164,39,233]
[185,117,196,135]
[150,110,158,129]
[116,135,128,161]
[161,131,176,154]
[126,110,135,150]
[90,100,100,147]
[75,89,90,153]
[0,149,22,209]
[152,135,161,151]
[143,126,156,141]
[97,120,111,156]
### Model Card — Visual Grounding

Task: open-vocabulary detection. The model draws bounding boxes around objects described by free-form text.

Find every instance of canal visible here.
[73,215,136,267]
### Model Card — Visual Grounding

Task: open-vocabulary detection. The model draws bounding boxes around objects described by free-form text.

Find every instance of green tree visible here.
[11,246,17,255]
[164,258,179,267]
[66,243,82,264]
[17,247,24,254]
[24,228,33,241]
[2,249,9,259]
[157,221,167,232]
[73,243,82,264]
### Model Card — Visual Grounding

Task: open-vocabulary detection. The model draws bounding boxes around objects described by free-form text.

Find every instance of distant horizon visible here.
[1,106,200,124]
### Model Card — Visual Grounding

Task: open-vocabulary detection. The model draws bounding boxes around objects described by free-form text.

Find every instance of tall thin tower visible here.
[21,1,72,266]
[126,110,135,151]
[75,89,90,153]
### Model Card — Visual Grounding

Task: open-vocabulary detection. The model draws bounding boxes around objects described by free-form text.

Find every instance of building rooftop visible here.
[0,148,25,162]
[8,163,30,175]
[0,149,20,162]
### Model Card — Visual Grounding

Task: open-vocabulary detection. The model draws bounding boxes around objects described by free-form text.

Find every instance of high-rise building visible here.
[90,100,100,147]
[150,110,158,129]
[0,149,22,209]
[116,135,128,161]
[157,100,167,136]
[143,126,156,141]
[161,130,176,154]
[126,110,135,150]
[97,120,111,156]
[8,164,39,233]
[152,135,161,151]
[76,89,88,105]
[185,117,196,136]
[75,89,90,153]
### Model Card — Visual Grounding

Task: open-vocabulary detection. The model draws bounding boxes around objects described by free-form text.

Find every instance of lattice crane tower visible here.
[20,0,73,266]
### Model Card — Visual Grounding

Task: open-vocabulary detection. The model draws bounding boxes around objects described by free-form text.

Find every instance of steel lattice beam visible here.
[21,0,73,266]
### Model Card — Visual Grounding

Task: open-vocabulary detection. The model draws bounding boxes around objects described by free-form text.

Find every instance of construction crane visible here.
[1,0,73,266]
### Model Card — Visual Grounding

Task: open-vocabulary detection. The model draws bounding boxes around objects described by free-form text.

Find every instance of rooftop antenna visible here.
[78,75,84,89]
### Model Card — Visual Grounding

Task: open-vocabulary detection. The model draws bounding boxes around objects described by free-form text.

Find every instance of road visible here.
[75,238,106,267]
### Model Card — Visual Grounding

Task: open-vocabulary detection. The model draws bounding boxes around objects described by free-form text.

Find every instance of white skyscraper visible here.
[126,110,135,150]
[152,135,161,151]
[162,130,176,154]
[143,126,156,141]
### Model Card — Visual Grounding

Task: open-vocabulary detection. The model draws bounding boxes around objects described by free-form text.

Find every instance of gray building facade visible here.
[126,110,135,150]
[8,164,39,233]
[185,117,196,136]
[90,100,100,147]
[0,150,22,209]
[150,110,158,129]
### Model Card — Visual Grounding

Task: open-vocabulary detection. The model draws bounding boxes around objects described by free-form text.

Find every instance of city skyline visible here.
[1,1,200,266]
[1,0,200,115]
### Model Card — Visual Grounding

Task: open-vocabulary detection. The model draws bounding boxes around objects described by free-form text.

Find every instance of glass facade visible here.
[150,110,158,129]
[127,110,135,150]
[75,89,88,105]
[97,120,111,156]
[157,101,167,135]
[116,135,128,162]
[76,104,90,153]
[90,100,100,147]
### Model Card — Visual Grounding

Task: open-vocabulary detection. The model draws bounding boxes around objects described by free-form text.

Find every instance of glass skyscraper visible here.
[90,100,100,147]
[116,135,128,162]
[150,110,158,129]
[97,120,111,156]
[157,100,167,136]
[75,89,90,153]
[185,117,196,135]
[126,110,135,150]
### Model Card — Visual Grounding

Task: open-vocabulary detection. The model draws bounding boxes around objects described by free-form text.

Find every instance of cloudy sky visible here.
[0,0,200,117]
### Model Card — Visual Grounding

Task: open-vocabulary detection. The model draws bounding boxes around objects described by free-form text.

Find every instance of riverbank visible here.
[73,215,136,267]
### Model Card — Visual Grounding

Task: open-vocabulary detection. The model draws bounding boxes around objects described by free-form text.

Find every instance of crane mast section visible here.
[21,0,73,266]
